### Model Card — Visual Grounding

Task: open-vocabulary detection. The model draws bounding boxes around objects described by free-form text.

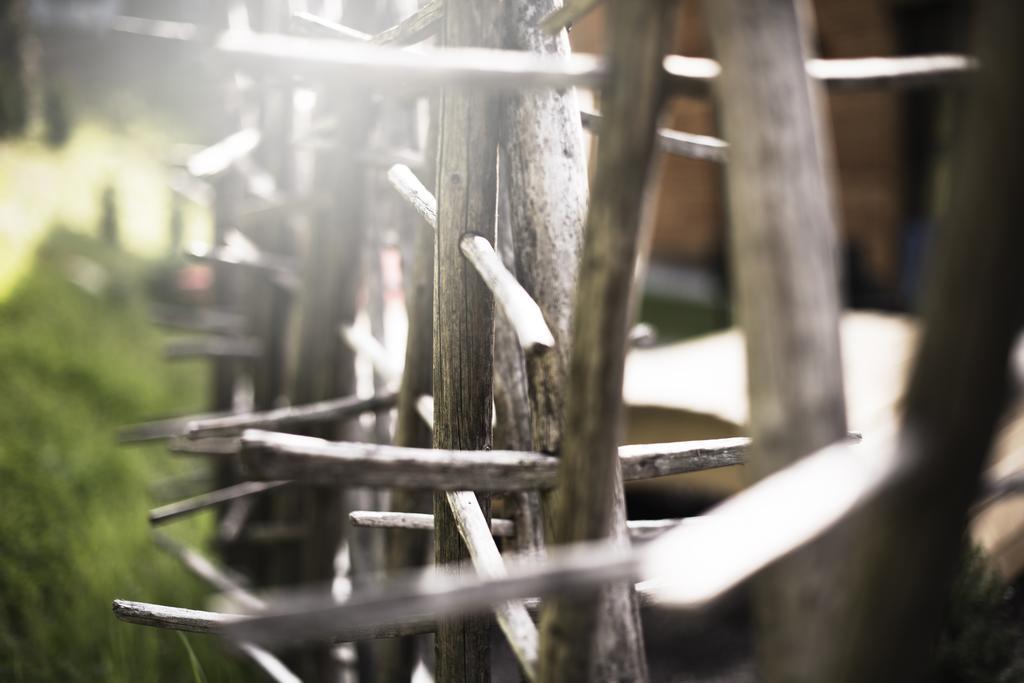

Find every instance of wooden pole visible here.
[431,1,502,679]
[799,1,1024,679]
[704,2,849,680]
[538,1,675,680]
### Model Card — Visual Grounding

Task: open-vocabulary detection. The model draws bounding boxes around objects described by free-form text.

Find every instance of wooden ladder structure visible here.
[112,0,1022,681]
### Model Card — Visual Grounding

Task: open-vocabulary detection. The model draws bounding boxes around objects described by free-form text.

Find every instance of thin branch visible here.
[120,411,233,443]
[186,392,399,438]
[580,110,728,163]
[164,336,262,360]
[289,11,371,41]
[152,532,263,610]
[350,510,692,541]
[149,481,290,525]
[237,429,756,488]
[351,510,516,537]
[539,0,603,33]
[460,235,556,354]
[387,163,437,228]
[370,0,442,46]
[150,303,246,335]
[806,53,977,90]
[445,490,539,679]
[222,434,898,649]
[186,129,261,178]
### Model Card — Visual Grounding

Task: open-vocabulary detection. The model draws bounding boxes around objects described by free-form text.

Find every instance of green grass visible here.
[0,231,251,682]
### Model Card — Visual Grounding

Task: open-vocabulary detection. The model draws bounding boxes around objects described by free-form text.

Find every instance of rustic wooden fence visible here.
[110,0,1023,681]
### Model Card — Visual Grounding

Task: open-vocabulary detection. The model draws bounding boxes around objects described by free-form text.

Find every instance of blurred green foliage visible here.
[0,231,251,681]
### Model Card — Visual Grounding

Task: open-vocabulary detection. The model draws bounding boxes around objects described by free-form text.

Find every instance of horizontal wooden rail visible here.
[221,434,898,648]
[164,336,262,360]
[187,392,399,438]
[169,436,241,455]
[150,303,246,335]
[147,537,300,683]
[292,0,441,47]
[149,480,290,525]
[445,490,539,679]
[351,510,517,536]
[111,17,975,95]
[236,430,754,489]
[350,510,692,541]
[120,411,233,443]
[580,110,728,163]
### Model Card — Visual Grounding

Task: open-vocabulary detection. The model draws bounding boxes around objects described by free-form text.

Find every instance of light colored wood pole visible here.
[704,2,849,680]
[431,0,502,680]
[538,0,676,680]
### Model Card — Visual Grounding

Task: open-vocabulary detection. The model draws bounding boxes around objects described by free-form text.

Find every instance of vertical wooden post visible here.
[704,2,849,680]
[432,0,501,680]
[804,1,1024,679]
[538,1,675,680]
[500,0,587,457]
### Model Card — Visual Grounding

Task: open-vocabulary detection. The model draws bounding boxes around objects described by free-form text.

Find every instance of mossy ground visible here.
[0,231,252,681]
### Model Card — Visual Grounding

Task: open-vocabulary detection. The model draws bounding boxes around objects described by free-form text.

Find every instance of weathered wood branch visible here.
[237,429,754,488]
[539,0,602,33]
[386,163,437,228]
[350,510,692,541]
[149,303,246,335]
[114,599,238,634]
[164,336,262,360]
[120,411,233,443]
[580,110,728,163]
[221,434,896,650]
[149,481,290,525]
[152,532,264,611]
[186,392,397,439]
[460,235,555,354]
[445,490,539,679]
[290,11,372,41]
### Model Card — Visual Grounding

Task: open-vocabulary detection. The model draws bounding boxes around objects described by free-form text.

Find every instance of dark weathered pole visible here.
[538,0,675,680]
[432,0,502,679]
[704,2,849,680]
[802,1,1024,679]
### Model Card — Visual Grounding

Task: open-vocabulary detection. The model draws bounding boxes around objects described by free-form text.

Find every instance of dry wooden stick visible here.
[237,429,753,488]
[120,411,233,443]
[149,481,290,525]
[580,110,728,163]
[445,490,539,679]
[387,164,556,355]
[351,510,692,541]
[369,0,442,47]
[460,235,555,354]
[806,53,977,90]
[222,433,896,650]
[152,532,263,610]
[186,392,398,438]
[164,336,262,360]
[150,303,246,335]
[290,11,372,41]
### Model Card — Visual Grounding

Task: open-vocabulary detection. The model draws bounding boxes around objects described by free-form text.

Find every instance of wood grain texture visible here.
[538,1,676,680]
[432,0,503,679]
[704,1,849,680]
